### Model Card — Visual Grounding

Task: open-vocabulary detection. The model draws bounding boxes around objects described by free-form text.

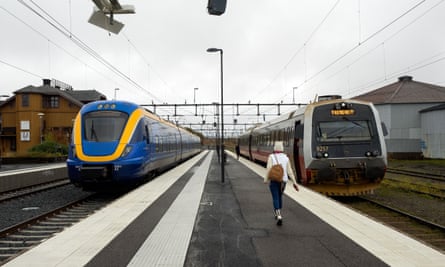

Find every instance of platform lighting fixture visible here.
[89,0,135,34]
[207,48,224,183]
[0,95,9,168]
[114,88,119,100]
[194,88,199,104]
[293,87,298,104]
[38,113,45,144]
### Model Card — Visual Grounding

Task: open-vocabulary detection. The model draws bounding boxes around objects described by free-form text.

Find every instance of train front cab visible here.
[293,100,387,196]
[67,107,154,187]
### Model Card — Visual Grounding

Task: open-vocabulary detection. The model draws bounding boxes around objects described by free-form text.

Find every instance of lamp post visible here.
[0,94,9,168]
[194,87,198,104]
[37,113,45,144]
[207,47,224,183]
[293,87,298,104]
[114,88,119,100]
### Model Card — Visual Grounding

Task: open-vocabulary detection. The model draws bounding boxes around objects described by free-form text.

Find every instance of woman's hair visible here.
[274,141,284,152]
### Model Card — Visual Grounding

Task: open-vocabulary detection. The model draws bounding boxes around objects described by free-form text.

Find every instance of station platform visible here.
[4,150,445,266]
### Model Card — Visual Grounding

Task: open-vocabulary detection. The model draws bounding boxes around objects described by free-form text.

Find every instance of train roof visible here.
[253,106,306,131]
[80,100,200,139]
[238,98,375,137]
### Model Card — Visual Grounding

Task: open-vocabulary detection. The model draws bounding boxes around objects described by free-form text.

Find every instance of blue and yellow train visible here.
[67,100,201,189]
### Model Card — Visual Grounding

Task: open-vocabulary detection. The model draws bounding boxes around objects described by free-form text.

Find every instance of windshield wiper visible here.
[342,116,365,128]
[90,120,98,141]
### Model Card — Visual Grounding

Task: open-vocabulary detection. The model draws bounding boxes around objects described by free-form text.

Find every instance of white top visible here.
[264,152,297,184]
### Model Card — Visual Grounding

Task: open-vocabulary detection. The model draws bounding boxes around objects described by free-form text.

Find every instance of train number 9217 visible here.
[316,145,329,152]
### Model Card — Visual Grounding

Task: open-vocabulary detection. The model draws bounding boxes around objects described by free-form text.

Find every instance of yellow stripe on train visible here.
[74,109,143,162]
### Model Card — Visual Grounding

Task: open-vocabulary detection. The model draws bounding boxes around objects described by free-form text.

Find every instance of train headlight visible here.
[365,150,379,157]
[121,145,133,158]
[316,152,329,158]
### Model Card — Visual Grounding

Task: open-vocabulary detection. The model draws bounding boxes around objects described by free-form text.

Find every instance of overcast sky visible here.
[1,0,444,133]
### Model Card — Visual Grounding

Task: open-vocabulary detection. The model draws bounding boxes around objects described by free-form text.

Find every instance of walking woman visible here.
[264,141,299,225]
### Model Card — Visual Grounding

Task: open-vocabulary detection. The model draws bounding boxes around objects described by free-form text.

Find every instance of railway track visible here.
[0,179,71,203]
[384,167,445,199]
[0,192,116,265]
[386,168,445,182]
[339,196,445,253]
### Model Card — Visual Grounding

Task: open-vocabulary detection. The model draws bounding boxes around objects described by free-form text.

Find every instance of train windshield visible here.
[317,119,372,142]
[83,111,129,142]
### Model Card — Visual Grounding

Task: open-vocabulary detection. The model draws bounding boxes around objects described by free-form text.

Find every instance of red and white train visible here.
[239,96,387,195]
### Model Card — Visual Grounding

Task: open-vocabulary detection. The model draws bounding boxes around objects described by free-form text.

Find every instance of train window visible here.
[317,120,371,142]
[84,111,128,142]
[284,129,289,146]
[155,136,160,152]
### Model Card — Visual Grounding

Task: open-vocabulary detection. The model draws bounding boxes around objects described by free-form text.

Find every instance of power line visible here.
[17,0,163,102]
[315,0,445,98]
[1,4,124,89]
[247,0,341,107]
[0,58,43,79]
[252,0,428,108]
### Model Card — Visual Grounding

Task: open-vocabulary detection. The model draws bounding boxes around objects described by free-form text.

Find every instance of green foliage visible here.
[28,140,68,157]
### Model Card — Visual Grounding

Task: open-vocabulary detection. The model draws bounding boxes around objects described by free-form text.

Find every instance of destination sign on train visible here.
[331,109,355,116]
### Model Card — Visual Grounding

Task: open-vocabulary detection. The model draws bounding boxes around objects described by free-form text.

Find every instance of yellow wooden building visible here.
[0,79,106,158]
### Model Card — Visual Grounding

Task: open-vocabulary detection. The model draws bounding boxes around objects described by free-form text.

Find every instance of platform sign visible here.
[20,120,30,130]
[21,131,30,141]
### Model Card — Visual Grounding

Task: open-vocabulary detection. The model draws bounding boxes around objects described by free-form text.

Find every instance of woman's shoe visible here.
[277,215,282,226]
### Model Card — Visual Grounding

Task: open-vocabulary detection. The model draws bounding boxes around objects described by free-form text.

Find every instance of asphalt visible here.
[3,153,388,266]
[186,153,387,266]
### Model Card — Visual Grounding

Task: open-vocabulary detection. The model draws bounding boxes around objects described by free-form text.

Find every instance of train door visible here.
[294,121,305,183]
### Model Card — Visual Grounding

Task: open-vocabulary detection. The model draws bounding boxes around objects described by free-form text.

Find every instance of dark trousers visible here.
[269,181,286,210]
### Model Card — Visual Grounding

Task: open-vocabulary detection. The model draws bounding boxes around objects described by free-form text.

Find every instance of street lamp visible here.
[293,87,298,104]
[194,88,198,104]
[38,113,45,144]
[207,47,225,183]
[0,94,9,168]
[114,88,120,100]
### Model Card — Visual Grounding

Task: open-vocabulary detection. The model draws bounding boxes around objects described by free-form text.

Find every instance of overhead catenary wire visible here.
[0,4,124,90]
[243,0,433,120]
[17,0,165,103]
[287,0,428,99]
[314,0,445,98]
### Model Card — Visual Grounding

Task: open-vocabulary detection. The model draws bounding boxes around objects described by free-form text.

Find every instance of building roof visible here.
[65,90,107,103]
[353,76,445,104]
[12,79,106,106]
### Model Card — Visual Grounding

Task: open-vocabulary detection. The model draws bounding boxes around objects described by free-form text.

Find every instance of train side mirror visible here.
[207,0,227,15]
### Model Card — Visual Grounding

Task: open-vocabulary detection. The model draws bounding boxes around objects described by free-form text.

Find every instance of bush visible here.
[28,141,68,157]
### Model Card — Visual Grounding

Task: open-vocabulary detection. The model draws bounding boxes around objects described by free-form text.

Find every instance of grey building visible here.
[419,104,445,159]
[354,76,445,159]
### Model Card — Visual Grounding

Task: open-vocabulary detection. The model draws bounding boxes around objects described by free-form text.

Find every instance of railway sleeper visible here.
[20,229,58,235]
[0,247,25,255]
[56,212,91,219]
[0,240,38,247]
[6,234,49,241]
[36,221,73,227]
[28,225,63,231]
[48,217,81,223]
